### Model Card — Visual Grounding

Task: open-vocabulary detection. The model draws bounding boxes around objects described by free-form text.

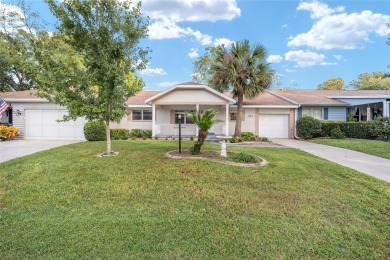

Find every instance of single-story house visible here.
[1,82,390,140]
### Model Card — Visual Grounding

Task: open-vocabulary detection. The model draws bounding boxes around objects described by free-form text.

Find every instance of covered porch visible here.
[346,99,390,121]
[145,83,236,137]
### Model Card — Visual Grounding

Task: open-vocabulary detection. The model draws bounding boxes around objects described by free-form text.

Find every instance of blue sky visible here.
[2,0,390,90]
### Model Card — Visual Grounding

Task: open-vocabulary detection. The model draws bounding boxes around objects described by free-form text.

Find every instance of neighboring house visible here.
[1,82,390,140]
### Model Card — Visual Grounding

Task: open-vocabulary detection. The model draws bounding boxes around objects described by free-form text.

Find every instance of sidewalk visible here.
[272,139,390,183]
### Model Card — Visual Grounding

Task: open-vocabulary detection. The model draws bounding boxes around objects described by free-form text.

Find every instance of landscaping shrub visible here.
[110,129,129,140]
[296,116,322,139]
[261,137,269,142]
[321,121,370,139]
[331,127,345,139]
[0,125,19,140]
[84,120,106,141]
[142,129,152,138]
[240,131,258,141]
[369,117,390,140]
[129,129,152,138]
[231,152,258,163]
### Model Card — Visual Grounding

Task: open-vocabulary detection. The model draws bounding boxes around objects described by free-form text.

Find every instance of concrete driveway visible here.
[0,140,82,163]
[272,139,390,183]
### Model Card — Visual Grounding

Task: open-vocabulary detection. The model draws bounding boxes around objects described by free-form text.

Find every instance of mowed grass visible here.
[311,138,390,159]
[0,140,389,259]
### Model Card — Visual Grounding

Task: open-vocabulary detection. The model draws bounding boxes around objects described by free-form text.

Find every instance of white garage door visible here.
[259,114,289,138]
[26,110,86,140]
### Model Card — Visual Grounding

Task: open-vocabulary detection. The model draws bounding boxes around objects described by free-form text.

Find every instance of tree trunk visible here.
[192,130,208,154]
[105,119,111,155]
[234,92,243,137]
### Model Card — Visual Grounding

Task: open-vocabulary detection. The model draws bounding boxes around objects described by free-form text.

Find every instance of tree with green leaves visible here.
[193,40,273,137]
[187,109,220,154]
[0,1,41,91]
[317,78,344,90]
[35,0,149,156]
[349,71,390,90]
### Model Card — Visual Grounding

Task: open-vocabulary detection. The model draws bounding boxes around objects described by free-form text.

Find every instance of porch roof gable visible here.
[145,82,236,105]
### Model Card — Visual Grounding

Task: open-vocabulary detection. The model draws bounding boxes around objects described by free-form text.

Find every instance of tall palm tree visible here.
[194,40,273,136]
[187,109,220,154]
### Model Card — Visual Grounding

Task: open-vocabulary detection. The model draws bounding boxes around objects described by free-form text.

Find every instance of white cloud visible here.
[297,1,344,19]
[288,1,390,50]
[284,50,326,67]
[141,0,240,22]
[141,64,167,76]
[188,48,199,59]
[213,38,234,47]
[148,19,212,45]
[333,55,342,60]
[267,55,283,63]
[320,62,337,66]
[282,24,288,28]
[285,69,296,73]
[0,2,27,33]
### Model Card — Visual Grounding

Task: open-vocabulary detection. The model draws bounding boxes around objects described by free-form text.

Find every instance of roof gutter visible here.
[4,98,49,103]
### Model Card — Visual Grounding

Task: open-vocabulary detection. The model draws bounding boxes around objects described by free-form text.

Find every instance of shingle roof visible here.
[1,89,39,99]
[125,91,160,105]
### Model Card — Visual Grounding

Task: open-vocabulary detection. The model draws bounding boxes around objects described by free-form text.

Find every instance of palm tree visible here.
[187,109,220,155]
[194,40,273,136]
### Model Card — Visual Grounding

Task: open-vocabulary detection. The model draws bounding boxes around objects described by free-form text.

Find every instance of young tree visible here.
[187,109,220,155]
[349,71,390,90]
[317,78,344,90]
[193,40,273,136]
[36,0,149,155]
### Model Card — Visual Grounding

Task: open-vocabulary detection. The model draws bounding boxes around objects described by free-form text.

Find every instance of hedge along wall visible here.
[321,121,371,139]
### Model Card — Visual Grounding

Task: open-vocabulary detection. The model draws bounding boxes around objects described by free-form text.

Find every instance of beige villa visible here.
[1,82,390,140]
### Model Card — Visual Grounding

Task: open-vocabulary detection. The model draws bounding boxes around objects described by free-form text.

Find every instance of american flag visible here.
[0,97,10,120]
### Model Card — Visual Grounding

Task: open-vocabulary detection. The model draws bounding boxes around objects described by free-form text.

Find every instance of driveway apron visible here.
[272,139,390,183]
[0,140,81,163]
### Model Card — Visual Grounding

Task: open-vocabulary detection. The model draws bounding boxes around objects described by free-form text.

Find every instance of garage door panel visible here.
[26,110,86,140]
[259,114,289,138]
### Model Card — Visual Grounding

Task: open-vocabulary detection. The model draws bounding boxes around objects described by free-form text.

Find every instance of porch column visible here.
[196,104,199,137]
[152,104,156,137]
[383,101,389,117]
[225,104,229,136]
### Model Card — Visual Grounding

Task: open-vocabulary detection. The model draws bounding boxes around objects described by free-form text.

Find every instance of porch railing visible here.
[154,123,226,137]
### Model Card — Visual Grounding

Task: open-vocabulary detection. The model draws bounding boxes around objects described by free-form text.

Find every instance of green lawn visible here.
[1,140,389,259]
[310,138,390,159]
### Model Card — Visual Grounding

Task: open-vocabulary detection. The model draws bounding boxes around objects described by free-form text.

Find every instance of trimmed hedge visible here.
[321,121,370,139]
[129,129,152,138]
[84,121,106,141]
[110,129,130,140]
[297,116,322,139]
[369,117,390,140]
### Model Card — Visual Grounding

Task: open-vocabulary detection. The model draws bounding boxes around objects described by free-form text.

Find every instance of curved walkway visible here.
[272,139,390,183]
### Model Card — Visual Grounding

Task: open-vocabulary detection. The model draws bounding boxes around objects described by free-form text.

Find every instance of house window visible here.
[175,110,194,124]
[132,109,152,121]
[302,108,323,120]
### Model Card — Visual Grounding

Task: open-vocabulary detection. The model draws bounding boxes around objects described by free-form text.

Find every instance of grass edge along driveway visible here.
[1,140,389,259]
[310,138,390,159]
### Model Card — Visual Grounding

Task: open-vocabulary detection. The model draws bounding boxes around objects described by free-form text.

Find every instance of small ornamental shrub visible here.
[241,131,258,141]
[0,125,19,140]
[296,116,322,139]
[110,129,129,140]
[129,129,143,138]
[84,121,106,141]
[142,129,152,138]
[261,137,269,142]
[231,152,258,163]
[190,136,194,141]
[369,117,390,140]
[331,127,345,139]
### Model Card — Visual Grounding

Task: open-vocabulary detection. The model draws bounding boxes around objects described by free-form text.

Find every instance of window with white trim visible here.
[302,108,323,120]
[132,109,152,121]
